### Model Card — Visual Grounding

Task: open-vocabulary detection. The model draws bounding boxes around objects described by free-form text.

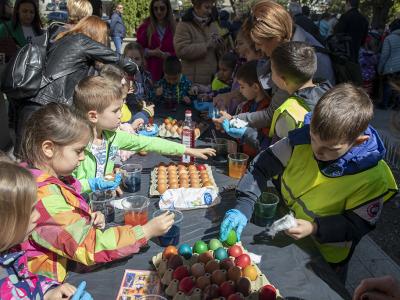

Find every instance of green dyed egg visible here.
[208,238,223,251]
[225,230,238,246]
[193,240,208,254]
[214,247,228,261]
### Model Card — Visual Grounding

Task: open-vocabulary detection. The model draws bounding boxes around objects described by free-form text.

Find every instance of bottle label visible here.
[182,127,193,163]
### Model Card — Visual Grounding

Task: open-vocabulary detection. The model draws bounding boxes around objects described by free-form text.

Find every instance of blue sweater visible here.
[378,29,400,75]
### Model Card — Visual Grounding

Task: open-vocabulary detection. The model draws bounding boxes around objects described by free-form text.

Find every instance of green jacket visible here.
[0,21,28,47]
[73,130,186,193]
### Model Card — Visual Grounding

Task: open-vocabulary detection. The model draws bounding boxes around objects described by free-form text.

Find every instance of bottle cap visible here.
[185,110,192,116]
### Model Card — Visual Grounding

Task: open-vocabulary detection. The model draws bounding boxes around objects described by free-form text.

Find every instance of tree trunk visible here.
[370,0,394,29]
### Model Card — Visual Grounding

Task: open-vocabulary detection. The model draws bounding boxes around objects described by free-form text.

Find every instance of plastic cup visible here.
[152,209,183,247]
[205,137,229,163]
[209,105,221,119]
[121,164,142,193]
[89,190,116,223]
[122,195,150,227]
[254,192,280,227]
[228,153,249,179]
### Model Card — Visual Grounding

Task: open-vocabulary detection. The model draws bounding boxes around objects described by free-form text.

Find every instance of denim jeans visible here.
[112,36,123,54]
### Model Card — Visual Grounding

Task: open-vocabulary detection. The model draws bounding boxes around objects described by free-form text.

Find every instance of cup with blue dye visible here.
[89,190,116,223]
[152,209,183,246]
[121,164,142,193]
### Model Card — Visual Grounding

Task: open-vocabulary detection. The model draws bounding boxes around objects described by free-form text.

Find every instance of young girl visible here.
[0,160,91,299]
[123,42,155,112]
[20,103,175,282]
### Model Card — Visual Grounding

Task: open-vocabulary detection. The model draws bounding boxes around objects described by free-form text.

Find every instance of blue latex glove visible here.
[222,119,246,139]
[193,100,212,111]
[138,124,159,136]
[71,281,93,300]
[220,209,248,241]
[88,173,122,192]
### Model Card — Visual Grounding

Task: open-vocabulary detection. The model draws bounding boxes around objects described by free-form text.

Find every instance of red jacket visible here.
[238,98,270,157]
[136,19,175,81]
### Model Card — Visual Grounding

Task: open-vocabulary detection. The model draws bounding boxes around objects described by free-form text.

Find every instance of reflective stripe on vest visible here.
[281,144,398,263]
[269,97,310,138]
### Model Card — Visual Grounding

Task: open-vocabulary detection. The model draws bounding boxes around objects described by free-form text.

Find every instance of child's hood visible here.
[289,114,386,177]
[293,80,332,111]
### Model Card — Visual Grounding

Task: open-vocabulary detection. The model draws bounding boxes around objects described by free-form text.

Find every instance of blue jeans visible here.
[112,36,123,54]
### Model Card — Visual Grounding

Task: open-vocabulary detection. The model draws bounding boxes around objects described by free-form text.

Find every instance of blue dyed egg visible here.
[178,243,192,259]
[214,247,228,261]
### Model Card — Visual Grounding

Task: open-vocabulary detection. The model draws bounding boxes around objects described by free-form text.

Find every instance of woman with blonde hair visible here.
[13,15,138,157]
[67,0,93,25]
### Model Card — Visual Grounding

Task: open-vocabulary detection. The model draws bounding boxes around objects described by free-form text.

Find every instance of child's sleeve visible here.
[181,76,192,97]
[31,193,147,266]
[114,130,185,155]
[235,138,292,219]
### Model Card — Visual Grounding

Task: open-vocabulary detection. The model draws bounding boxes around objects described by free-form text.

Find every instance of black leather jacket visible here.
[33,33,137,106]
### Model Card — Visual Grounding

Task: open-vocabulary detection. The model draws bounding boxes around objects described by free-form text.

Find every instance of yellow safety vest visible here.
[281,144,398,263]
[269,97,309,138]
[121,103,132,123]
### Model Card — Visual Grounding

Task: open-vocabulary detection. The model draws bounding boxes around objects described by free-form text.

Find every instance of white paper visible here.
[230,118,248,128]
[159,187,220,210]
[267,213,297,237]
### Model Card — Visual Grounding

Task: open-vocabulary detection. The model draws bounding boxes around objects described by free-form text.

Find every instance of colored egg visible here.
[157,184,168,194]
[196,274,211,290]
[168,254,183,270]
[178,243,192,259]
[205,259,220,274]
[198,251,214,264]
[227,266,242,282]
[202,180,213,187]
[193,240,208,254]
[208,238,223,251]
[214,247,228,261]
[228,245,243,258]
[169,182,179,189]
[163,245,178,259]
[211,269,227,285]
[235,254,251,269]
[191,262,206,278]
[220,258,235,271]
[236,277,251,297]
[225,230,238,246]
[242,265,258,281]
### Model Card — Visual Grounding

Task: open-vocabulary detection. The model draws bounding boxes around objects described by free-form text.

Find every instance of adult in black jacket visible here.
[14,15,137,156]
[334,0,368,62]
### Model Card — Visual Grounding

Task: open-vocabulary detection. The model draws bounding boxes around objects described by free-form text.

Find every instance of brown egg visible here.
[168,177,178,185]
[198,251,214,264]
[200,169,208,175]
[188,164,197,172]
[158,173,167,181]
[202,181,213,187]
[157,178,168,185]
[227,266,242,282]
[191,182,202,188]
[211,269,227,285]
[200,173,210,182]
[167,165,177,172]
[189,172,199,180]
[179,180,189,188]
[158,165,167,172]
[179,174,189,181]
[157,184,168,194]
[178,169,188,176]
[236,277,251,296]
[177,164,187,171]
[169,182,179,189]
[205,260,220,274]
[196,275,211,290]
[191,262,206,278]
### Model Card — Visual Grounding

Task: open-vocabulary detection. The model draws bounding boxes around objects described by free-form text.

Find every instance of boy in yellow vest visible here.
[222,41,331,150]
[220,84,397,278]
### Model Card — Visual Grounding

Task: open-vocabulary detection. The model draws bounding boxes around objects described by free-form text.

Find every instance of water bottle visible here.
[182,110,195,163]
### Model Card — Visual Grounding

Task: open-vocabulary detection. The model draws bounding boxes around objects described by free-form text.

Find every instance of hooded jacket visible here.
[241,81,331,152]
[174,8,220,85]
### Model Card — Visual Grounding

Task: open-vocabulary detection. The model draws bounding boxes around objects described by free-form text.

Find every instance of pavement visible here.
[344,108,400,295]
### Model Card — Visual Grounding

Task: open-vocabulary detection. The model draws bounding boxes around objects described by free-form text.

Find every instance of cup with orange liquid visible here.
[122,195,150,227]
[228,153,249,179]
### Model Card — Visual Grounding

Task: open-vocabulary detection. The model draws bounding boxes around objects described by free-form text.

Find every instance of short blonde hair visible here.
[250,0,293,45]
[67,0,93,24]
[0,162,37,252]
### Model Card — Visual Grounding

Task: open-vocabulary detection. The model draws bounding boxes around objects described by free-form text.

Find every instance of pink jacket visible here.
[136,19,175,81]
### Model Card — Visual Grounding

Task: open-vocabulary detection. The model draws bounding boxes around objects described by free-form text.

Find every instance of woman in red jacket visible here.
[136,0,175,81]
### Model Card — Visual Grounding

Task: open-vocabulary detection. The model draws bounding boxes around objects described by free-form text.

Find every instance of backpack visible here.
[0,23,77,100]
[314,33,363,85]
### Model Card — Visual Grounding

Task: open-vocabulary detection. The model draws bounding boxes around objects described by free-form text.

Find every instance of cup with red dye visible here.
[122,195,150,227]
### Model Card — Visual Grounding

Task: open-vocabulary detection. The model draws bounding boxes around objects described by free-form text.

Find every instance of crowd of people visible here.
[0,0,400,299]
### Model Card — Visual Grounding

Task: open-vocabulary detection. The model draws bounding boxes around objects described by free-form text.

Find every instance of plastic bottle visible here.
[182,110,195,163]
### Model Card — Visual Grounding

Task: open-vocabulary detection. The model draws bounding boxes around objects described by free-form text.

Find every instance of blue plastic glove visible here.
[193,100,212,111]
[71,281,93,300]
[88,173,122,192]
[222,119,246,139]
[220,209,248,241]
[138,124,159,136]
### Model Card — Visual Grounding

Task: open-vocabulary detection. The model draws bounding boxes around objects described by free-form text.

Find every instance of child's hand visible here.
[183,96,191,104]
[142,211,175,240]
[156,86,163,97]
[131,118,145,131]
[91,211,105,230]
[44,283,76,300]
[285,219,317,240]
[119,150,135,162]
[184,147,216,160]
[119,122,135,134]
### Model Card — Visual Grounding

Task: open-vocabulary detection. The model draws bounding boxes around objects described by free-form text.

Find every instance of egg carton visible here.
[151,243,283,300]
[149,164,217,197]
[158,124,201,140]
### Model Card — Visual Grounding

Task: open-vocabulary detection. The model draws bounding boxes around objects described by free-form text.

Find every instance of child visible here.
[73,76,215,193]
[223,60,270,157]
[0,159,91,299]
[222,42,331,151]
[155,56,192,109]
[220,84,398,278]
[123,42,155,113]
[20,103,176,282]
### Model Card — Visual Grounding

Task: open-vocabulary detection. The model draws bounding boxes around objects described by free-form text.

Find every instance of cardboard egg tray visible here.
[158,124,201,140]
[151,243,283,300]
[149,164,218,197]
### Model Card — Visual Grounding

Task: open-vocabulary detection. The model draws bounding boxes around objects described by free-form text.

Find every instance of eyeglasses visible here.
[153,6,166,11]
